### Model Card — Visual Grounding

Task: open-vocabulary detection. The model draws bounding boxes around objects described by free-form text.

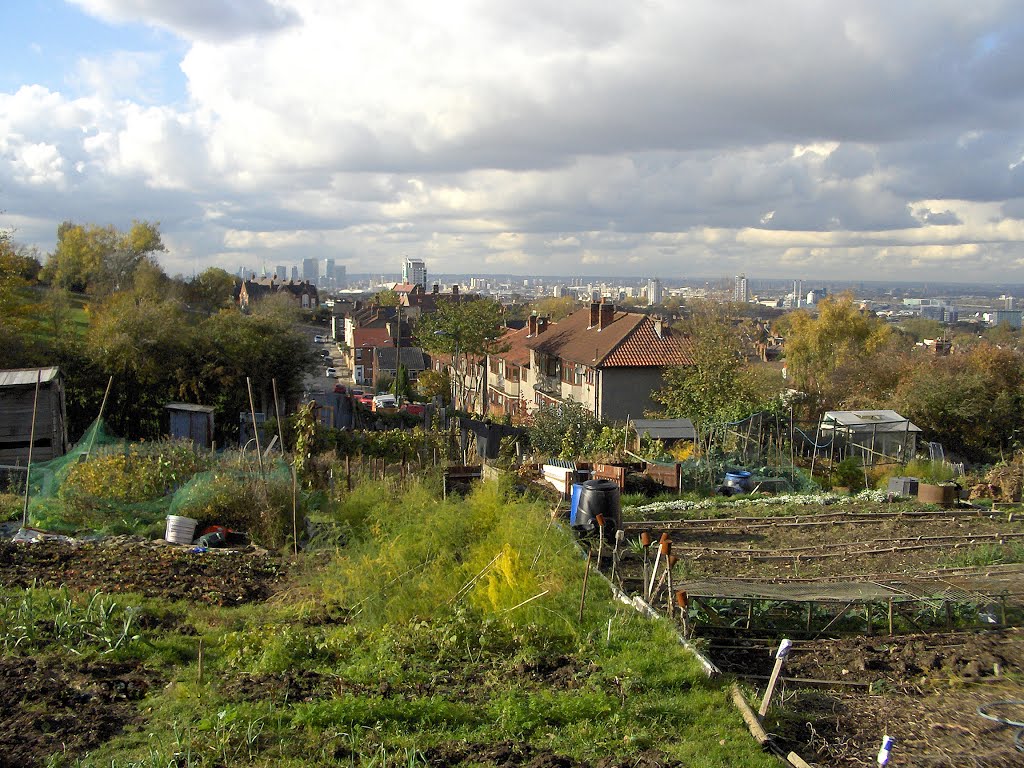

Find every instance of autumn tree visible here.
[86,292,189,437]
[528,296,578,322]
[778,293,891,407]
[0,234,43,366]
[43,220,165,295]
[895,342,1024,461]
[417,298,509,412]
[183,267,237,315]
[654,302,782,455]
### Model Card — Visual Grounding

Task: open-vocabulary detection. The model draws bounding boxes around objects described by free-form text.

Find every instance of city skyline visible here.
[4,2,1024,283]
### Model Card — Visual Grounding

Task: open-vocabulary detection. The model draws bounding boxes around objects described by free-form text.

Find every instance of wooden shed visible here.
[0,367,69,464]
[165,403,215,449]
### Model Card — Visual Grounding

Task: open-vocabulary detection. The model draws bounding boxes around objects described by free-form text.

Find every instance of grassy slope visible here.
[6,479,776,768]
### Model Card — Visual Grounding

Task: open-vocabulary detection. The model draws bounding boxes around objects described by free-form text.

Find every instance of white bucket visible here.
[165,515,199,545]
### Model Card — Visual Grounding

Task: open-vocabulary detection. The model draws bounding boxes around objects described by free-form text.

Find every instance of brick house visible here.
[520,302,694,422]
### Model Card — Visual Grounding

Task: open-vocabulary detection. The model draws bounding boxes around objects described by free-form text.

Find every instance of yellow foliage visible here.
[473,544,539,613]
[668,442,695,462]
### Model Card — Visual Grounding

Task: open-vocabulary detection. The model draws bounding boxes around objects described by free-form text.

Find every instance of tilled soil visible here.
[0,536,285,605]
[612,504,1024,765]
[620,506,1024,580]
[419,741,685,767]
[0,656,160,768]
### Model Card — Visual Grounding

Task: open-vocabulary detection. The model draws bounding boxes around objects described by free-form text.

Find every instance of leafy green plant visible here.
[0,587,144,655]
[904,458,956,484]
[61,440,213,505]
[831,456,865,491]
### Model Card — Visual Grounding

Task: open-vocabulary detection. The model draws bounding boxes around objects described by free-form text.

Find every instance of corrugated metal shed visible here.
[0,368,60,387]
[630,418,696,441]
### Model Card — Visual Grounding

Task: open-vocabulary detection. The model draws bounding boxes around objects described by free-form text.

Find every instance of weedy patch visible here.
[11,479,777,768]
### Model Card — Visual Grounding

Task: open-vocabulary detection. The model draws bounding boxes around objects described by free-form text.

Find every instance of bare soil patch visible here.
[0,656,160,768]
[0,536,285,605]
[616,503,1024,765]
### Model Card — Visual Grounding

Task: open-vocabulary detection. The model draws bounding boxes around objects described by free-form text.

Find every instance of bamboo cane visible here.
[20,370,42,528]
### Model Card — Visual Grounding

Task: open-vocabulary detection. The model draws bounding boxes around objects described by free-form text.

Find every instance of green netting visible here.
[15,418,295,546]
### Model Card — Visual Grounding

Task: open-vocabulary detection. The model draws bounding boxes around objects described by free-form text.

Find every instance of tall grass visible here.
[318,479,585,632]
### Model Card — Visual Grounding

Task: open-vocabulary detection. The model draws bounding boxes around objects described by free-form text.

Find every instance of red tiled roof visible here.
[494,325,533,367]
[525,307,692,368]
[353,327,394,348]
[602,319,695,367]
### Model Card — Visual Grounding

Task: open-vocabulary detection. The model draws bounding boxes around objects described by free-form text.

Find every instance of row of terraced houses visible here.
[464,300,694,423]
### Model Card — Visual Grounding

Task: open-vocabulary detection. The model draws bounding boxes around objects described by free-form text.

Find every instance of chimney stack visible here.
[589,302,601,328]
[537,315,549,334]
[452,284,459,296]
[599,301,615,330]
[528,313,538,336]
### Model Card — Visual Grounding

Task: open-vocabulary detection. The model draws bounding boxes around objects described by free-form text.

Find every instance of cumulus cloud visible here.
[68,0,298,42]
[4,1,1024,282]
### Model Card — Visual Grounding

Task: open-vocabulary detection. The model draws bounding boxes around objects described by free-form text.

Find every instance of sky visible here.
[4,1,1024,283]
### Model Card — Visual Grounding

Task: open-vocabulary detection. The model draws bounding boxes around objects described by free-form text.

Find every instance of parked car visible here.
[350,388,365,397]
[401,402,426,416]
[333,384,347,395]
[325,367,337,377]
[372,394,398,412]
[314,334,324,343]
[356,393,375,407]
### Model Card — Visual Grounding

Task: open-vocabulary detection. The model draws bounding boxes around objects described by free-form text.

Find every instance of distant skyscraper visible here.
[275,265,287,281]
[321,258,335,288]
[336,264,346,288]
[733,273,749,303]
[302,258,318,284]
[403,257,427,289]
[647,278,663,306]
[290,266,299,282]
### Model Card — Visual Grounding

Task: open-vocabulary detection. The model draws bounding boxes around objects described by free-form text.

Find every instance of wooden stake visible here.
[641,531,651,599]
[197,638,205,684]
[648,533,669,598]
[676,591,689,637]
[246,377,265,476]
[596,514,605,569]
[578,547,593,623]
[21,370,42,528]
[272,378,285,455]
[758,638,792,717]
[730,684,770,745]
[85,374,113,462]
[666,552,676,617]
[291,463,299,556]
[610,529,624,584]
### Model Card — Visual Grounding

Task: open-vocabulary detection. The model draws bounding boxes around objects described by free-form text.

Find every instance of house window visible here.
[355,349,363,360]
[585,367,595,386]
[562,363,583,385]
[544,356,558,377]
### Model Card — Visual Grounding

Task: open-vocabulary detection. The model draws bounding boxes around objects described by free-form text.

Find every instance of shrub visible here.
[61,440,213,504]
[831,457,866,491]
[170,467,297,549]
